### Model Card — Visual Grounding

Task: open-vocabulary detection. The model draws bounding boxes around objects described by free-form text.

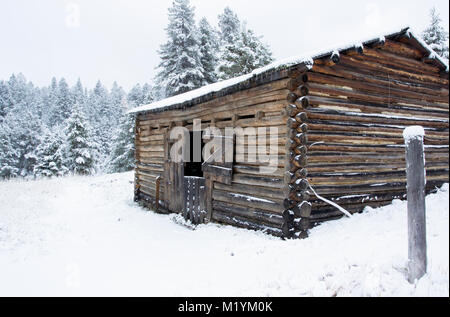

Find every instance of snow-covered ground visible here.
[0,172,448,297]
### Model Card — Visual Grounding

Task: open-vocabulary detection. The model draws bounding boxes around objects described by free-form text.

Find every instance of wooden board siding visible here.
[299,38,449,224]
[135,79,291,236]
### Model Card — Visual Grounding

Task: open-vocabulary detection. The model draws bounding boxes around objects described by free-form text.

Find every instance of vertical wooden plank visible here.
[179,163,185,212]
[182,177,188,219]
[164,130,172,211]
[193,178,198,223]
[134,115,141,202]
[189,178,194,222]
[404,127,427,284]
[205,178,213,223]
[174,163,179,213]
[199,178,206,224]
[155,176,161,212]
[168,162,174,212]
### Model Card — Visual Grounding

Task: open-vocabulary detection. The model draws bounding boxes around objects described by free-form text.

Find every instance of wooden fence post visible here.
[403,126,427,284]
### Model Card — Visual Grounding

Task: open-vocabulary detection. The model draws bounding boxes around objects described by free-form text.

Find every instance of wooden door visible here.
[182,176,207,225]
[164,130,185,213]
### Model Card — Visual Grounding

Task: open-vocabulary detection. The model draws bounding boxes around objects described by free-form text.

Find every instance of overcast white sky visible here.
[1,0,448,90]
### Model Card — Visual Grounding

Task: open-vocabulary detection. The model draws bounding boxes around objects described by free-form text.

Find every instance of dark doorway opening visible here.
[184,130,204,178]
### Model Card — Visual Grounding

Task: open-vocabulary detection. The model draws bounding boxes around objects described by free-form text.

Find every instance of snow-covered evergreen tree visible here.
[41,77,59,126]
[0,74,44,177]
[141,83,154,105]
[85,80,112,163]
[198,18,219,85]
[127,83,154,108]
[109,82,126,123]
[65,103,95,175]
[33,128,68,178]
[155,0,204,97]
[108,113,135,173]
[72,78,86,109]
[0,123,19,178]
[0,106,42,178]
[218,7,241,45]
[7,74,28,108]
[422,7,449,61]
[0,74,156,177]
[219,25,274,79]
[55,78,73,123]
[127,83,144,108]
[0,81,12,121]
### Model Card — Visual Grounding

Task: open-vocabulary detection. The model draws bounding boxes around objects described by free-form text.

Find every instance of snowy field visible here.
[0,172,448,297]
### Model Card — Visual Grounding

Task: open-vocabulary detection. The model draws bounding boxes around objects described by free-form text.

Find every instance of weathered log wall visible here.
[135,79,292,236]
[284,37,449,229]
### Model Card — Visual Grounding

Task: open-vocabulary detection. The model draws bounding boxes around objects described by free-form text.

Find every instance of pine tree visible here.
[422,7,449,60]
[141,83,154,105]
[0,122,19,178]
[33,128,68,178]
[218,7,241,45]
[7,74,28,108]
[0,106,42,177]
[198,18,219,85]
[109,82,126,124]
[43,77,59,126]
[65,103,95,175]
[155,0,204,97]
[219,25,274,79]
[72,78,86,109]
[55,78,72,123]
[0,74,43,178]
[127,83,144,108]
[108,113,136,173]
[86,80,111,161]
[0,80,12,120]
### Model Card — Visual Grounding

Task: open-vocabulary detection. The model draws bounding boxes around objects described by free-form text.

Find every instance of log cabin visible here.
[129,27,449,239]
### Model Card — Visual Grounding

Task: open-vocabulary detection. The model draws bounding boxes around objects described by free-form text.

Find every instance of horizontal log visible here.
[311,64,449,97]
[308,144,449,154]
[136,163,164,173]
[307,132,448,146]
[306,108,449,129]
[382,39,424,59]
[232,174,284,189]
[308,83,449,116]
[307,122,448,139]
[233,164,284,177]
[137,151,165,159]
[309,179,448,196]
[311,192,407,208]
[214,182,284,201]
[137,157,165,165]
[211,210,283,237]
[136,145,165,153]
[307,152,448,164]
[339,54,448,86]
[213,190,284,213]
[307,161,449,174]
[308,71,449,105]
[212,200,284,226]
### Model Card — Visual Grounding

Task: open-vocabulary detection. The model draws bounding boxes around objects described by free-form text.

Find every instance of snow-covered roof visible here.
[129,26,449,115]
